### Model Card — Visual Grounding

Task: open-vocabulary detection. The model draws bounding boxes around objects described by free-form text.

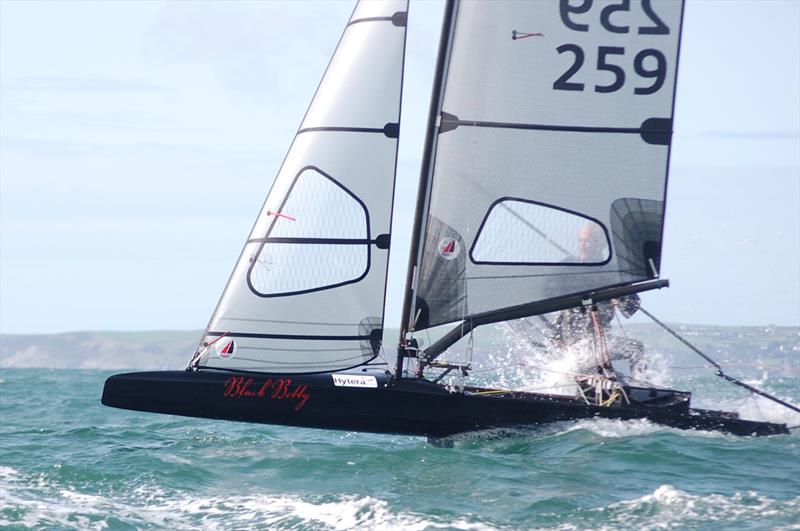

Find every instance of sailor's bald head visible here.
[578,223,605,261]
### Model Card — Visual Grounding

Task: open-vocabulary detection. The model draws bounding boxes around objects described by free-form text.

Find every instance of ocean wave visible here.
[446,417,731,447]
[0,466,495,530]
[541,485,800,531]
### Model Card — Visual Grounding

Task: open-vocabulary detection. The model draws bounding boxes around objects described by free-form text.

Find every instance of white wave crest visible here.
[0,468,495,530]
[543,485,800,531]
[737,394,800,427]
[602,485,800,530]
[560,417,665,438]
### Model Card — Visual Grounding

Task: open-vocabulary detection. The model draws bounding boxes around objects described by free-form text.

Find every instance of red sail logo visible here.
[437,237,460,261]
[218,340,236,358]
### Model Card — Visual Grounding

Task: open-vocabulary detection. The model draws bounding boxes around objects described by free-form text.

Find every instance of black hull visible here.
[102,370,789,438]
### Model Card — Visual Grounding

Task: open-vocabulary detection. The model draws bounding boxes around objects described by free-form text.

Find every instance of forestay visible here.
[407,0,684,331]
[193,0,408,373]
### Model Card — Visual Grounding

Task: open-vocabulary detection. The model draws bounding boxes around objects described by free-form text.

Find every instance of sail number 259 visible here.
[554,0,671,94]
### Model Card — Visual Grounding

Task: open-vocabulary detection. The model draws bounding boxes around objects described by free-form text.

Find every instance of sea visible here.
[1,367,798,530]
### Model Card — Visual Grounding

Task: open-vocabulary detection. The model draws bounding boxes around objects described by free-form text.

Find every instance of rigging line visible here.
[465,269,636,280]
[476,360,594,380]
[669,364,790,370]
[205,332,231,347]
[622,373,670,389]
[639,306,800,415]
[470,389,517,395]
[537,314,556,332]
[501,321,549,350]
[498,202,572,258]
[613,309,630,339]
[468,177,572,260]
[267,211,295,221]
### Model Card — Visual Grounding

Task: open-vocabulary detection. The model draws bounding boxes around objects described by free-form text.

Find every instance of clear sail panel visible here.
[196,0,408,373]
[410,0,684,330]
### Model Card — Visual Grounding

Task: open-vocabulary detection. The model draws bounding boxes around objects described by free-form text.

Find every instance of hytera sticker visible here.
[332,374,378,388]
[216,339,236,358]
[437,237,460,261]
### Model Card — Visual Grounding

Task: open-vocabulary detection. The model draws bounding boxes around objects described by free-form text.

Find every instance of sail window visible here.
[470,199,611,265]
[248,167,370,297]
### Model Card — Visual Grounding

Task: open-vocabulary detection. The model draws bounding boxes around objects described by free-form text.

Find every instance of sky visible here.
[1,0,798,334]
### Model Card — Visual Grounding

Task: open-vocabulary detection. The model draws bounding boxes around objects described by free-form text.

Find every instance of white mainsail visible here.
[195,0,408,373]
[405,0,685,331]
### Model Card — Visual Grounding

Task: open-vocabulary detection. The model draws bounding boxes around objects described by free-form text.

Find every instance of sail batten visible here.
[438,115,673,144]
[405,0,685,333]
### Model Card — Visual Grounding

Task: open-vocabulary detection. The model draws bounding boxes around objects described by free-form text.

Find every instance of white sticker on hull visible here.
[332,374,378,388]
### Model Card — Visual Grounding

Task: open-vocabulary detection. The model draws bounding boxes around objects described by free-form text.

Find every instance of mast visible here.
[396,0,457,378]
[399,0,457,339]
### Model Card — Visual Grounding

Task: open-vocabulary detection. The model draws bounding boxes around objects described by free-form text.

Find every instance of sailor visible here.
[551,223,646,376]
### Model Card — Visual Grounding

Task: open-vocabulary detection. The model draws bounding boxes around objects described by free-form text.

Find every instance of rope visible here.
[470,389,516,396]
[640,306,800,415]
[590,307,611,370]
[600,389,620,407]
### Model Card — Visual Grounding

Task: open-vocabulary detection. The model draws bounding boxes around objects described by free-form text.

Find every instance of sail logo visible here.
[437,237,460,261]
[332,374,378,388]
[217,339,236,358]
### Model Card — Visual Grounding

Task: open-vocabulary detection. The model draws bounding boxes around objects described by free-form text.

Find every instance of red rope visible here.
[267,211,296,221]
[206,332,230,347]
[589,308,611,370]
